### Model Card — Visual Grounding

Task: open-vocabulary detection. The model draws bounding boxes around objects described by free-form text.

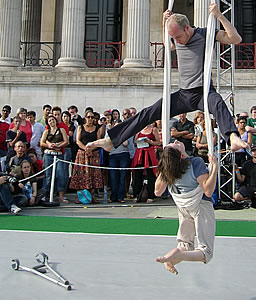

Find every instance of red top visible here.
[9,120,32,143]
[131,129,158,176]
[0,122,9,150]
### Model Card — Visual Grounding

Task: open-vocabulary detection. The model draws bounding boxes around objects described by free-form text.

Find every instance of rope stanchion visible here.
[49,155,57,204]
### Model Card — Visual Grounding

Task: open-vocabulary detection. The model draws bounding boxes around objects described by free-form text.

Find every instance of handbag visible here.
[77,189,92,204]
[136,179,148,203]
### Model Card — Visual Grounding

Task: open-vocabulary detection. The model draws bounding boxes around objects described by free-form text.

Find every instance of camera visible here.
[6,175,18,184]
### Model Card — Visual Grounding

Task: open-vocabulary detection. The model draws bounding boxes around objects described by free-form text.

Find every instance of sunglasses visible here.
[2,110,10,113]
[239,122,246,124]
[86,116,94,119]
[123,113,130,115]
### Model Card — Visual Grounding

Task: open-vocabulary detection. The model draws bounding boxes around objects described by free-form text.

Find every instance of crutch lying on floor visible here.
[11,255,71,291]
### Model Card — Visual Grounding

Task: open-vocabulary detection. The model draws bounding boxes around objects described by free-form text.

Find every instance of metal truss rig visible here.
[216,0,236,202]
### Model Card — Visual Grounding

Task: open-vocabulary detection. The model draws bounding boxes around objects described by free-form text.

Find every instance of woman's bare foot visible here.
[86,137,113,152]
[230,133,250,151]
[156,248,183,275]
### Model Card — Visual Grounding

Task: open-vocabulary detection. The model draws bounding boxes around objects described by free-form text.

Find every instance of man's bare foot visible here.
[156,248,183,275]
[86,137,113,152]
[230,133,250,152]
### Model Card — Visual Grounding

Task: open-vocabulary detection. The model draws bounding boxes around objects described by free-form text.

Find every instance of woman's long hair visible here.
[158,146,190,185]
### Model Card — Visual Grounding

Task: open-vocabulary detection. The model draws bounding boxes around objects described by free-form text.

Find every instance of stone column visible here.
[56,0,86,68]
[21,0,42,66]
[122,0,152,68]
[194,0,210,27]
[0,0,22,67]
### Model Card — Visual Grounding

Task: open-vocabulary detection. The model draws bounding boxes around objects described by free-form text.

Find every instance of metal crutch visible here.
[11,259,71,291]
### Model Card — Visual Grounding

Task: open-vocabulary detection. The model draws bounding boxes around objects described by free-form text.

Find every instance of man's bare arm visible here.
[210,3,242,45]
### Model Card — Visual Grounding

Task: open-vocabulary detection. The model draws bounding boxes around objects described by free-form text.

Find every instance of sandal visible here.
[118,200,125,203]
[146,199,154,203]
[74,196,81,204]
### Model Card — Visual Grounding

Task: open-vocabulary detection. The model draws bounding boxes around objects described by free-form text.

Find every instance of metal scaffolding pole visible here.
[217,0,236,202]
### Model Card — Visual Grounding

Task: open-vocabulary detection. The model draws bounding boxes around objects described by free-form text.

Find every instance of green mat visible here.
[1,216,256,237]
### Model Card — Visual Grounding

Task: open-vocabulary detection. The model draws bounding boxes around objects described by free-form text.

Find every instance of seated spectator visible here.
[235,116,252,167]
[246,106,256,146]
[234,145,256,208]
[5,117,27,170]
[196,119,217,163]
[0,175,23,214]
[69,111,103,203]
[7,141,31,173]
[19,160,46,206]
[108,120,131,203]
[40,115,69,203]
[0,105,12,124]
[171,113,195,156]
[132,124,161,203]
[0,120,9,158]
[8,166,29,208]
[27,148,44,189]
[37,104,52,126]
[9,108,32,144]
[27,110,45,159]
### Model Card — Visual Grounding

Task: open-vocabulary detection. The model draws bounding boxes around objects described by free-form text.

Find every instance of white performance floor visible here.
[1,231,256,300]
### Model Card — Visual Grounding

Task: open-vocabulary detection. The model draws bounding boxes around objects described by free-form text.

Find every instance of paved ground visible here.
[12,192,256,221]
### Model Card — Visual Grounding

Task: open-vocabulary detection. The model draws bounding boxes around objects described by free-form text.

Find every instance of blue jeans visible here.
[64,148,72,191]
[109,152,130,201]
[0,183,27,210]
[43,153,65,193]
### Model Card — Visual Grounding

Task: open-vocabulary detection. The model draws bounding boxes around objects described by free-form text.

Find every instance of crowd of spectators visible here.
[0,103,256,214]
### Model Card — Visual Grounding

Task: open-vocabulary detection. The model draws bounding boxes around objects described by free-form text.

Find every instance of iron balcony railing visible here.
[20,41,61,67]
[85,41,126,68]
[150,42,256,69]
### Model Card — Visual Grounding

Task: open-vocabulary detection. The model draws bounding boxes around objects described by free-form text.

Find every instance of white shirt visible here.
[30,122,45,158]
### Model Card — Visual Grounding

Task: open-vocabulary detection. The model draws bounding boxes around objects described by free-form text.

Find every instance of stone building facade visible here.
[0,0,255,119]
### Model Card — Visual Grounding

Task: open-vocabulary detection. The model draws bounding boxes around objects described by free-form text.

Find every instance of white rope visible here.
[19,163,54,183]
[203,0,217,170]
[161,0,174,148]
[57,158,157,171]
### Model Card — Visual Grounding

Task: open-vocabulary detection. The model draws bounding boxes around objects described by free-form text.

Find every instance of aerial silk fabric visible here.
[203,0,216,160]
[161,0,174,148]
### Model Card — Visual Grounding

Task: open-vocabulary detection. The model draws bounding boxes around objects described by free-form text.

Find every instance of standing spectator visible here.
[246,106,256,146]
[196,120,217,163]
[171,113,195,156]
[0,105,12,124]
[235,116,252,167]
[122,108,135,197]
[61,111,76,192]
[68,105,84,126]
[27,111,45,159]
[69,111,103,203]
[129,107,137,117]
[0,121,9,158]
[108,120,131,203]
[93,112,100,129]
[111,109,120,122]
[132,125,161,203]
[40,115,69,203]
[6,117,27,169]
[153,120,163,160]
[193,111,204,155]
[51,106,69,137]
[37,104,52,126]
[9,108,32,144]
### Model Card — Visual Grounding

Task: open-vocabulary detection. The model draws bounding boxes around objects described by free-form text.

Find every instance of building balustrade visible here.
[20,41,61,67]
[151,42,256,69]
